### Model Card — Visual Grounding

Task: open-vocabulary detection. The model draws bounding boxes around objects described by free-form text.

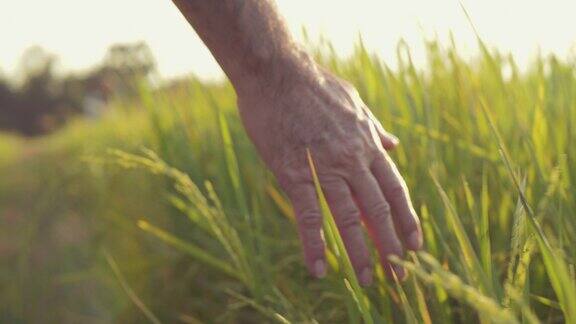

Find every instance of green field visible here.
[0,39,575,323]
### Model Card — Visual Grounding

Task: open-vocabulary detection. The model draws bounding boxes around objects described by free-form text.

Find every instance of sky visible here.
[1,0,575,80]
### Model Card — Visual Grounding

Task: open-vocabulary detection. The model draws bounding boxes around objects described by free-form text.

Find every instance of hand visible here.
[236,59,422,286]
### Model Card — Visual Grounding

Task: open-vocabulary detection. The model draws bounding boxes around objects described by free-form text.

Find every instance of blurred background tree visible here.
[0,42,156,136]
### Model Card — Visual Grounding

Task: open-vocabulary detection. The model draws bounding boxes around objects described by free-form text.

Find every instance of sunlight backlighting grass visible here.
[1,37,575,323]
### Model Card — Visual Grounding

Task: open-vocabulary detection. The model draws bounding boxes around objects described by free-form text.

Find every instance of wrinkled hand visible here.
[237,62,422,286]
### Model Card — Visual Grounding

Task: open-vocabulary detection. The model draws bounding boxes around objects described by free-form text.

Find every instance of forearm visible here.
[172,0,317,94]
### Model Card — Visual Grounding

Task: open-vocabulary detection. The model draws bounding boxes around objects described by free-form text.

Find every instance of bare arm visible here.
[172,0,422,285]
[172,0,312,95]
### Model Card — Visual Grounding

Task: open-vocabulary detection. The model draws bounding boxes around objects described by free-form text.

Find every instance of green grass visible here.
[0,38,575,323]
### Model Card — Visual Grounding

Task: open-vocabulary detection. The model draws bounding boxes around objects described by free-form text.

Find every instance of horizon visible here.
[2,0,575,81]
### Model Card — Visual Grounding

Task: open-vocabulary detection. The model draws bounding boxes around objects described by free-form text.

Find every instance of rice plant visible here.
[0,36,575,323]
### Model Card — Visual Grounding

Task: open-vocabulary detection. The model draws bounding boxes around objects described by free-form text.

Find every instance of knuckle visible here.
[277,174,312,198]
[331,139,364,169]
[386,183,407,201]
[298,209,323,228]
[318,175,342,189]
[347,167,372,181]
[271,153,308,180]
[365,201,391,221]
[336,209,361,230]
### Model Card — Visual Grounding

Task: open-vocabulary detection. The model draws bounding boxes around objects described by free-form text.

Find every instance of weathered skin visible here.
[172,0,422,285]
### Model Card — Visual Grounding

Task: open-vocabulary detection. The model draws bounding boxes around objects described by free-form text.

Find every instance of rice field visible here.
[0,38,575,323]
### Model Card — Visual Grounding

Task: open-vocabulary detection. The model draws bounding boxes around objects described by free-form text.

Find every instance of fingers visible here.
[371,153,422,251]
[347,170,406,280]
[286,183,327,278]
[321,177,373,286]
[379,131,400,151]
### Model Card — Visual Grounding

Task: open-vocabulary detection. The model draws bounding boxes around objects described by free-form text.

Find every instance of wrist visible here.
[233,46,321,100]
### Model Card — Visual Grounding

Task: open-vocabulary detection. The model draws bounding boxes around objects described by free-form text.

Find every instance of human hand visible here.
[236,58,422,286]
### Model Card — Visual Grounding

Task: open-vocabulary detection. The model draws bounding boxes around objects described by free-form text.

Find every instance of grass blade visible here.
[104,251,162,324]
[306,149,374,324]
[137,220,243,282]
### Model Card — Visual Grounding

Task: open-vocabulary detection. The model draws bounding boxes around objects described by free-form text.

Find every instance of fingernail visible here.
[407,230,423,250]
[314,259,326,278]
[359,267,373,286]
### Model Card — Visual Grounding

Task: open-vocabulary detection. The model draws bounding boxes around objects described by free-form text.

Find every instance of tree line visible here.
[0,42,156,136]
